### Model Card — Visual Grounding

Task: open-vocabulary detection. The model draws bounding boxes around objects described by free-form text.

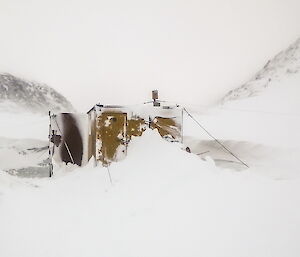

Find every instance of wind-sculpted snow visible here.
[222,38,300,102]
[0,137,49,178]
[0,73,75,114]
[1,130,300,257]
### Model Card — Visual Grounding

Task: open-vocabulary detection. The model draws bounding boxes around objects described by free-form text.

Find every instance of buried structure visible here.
[48,91,248,176]
[49,91,183,174]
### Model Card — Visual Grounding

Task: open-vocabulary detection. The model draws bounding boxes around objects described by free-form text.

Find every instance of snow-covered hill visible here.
[196,37,300,149]
[0,73,75,114]
[222,37,300,103]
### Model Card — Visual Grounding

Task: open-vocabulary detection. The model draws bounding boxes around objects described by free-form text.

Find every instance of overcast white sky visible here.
[0,0,299,111]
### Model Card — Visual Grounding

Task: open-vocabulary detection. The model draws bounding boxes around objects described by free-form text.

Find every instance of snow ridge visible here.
[222,37,300,102]
[0,73,75,114]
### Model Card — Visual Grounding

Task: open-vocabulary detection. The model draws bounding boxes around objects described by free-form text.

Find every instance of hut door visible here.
[96,112,127,166]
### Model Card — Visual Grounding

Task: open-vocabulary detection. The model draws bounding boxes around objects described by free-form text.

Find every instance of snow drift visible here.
[1,130,300,257]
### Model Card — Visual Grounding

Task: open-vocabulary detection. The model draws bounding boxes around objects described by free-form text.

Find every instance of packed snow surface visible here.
[1,130,300,257]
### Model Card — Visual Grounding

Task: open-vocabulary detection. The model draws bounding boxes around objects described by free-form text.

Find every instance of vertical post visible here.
[124,114,128,156]
[48,111,53,177]
[94,110,97,168]
[181,107,184,145]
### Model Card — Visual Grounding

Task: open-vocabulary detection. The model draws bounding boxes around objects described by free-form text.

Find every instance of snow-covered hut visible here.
[49,91,183,170]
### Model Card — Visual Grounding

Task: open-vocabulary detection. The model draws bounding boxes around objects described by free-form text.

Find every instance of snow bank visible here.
[1,130,300,257]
